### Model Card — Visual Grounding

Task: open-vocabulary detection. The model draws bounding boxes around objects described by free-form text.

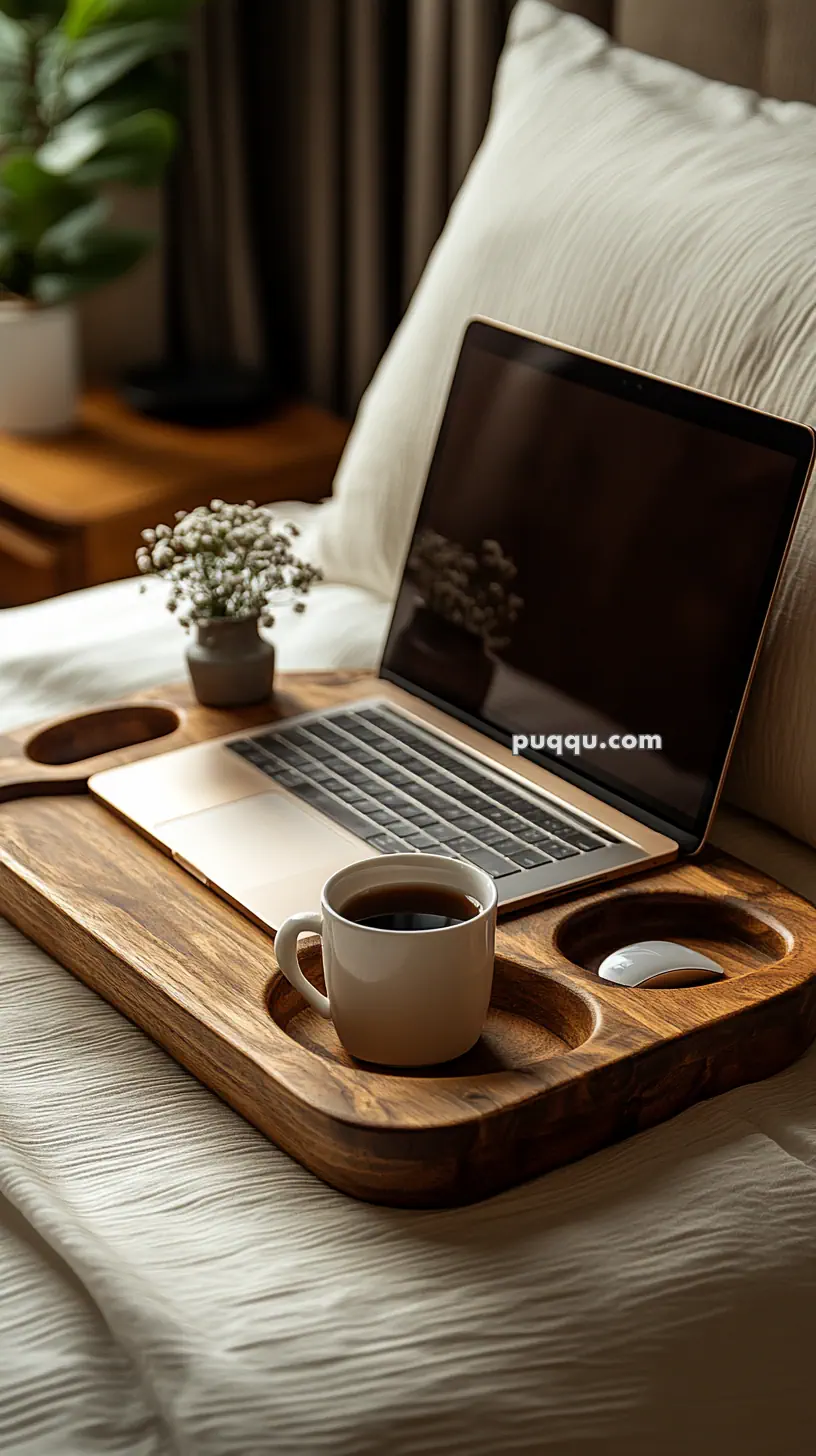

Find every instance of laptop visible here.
[90,319,815,929]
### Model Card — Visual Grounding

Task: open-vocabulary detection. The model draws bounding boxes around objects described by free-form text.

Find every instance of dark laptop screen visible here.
[380,320,814,845]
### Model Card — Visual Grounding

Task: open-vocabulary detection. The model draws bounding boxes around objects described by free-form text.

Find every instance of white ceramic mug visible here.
[274,853,498,1066]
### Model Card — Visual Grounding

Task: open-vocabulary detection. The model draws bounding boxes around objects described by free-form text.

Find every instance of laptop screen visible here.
[380,320,814,845]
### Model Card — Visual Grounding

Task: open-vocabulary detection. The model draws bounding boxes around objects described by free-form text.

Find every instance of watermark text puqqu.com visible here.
[512,732,663,758]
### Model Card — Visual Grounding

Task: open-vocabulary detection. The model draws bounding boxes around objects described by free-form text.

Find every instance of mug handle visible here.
[274,912,331,1019]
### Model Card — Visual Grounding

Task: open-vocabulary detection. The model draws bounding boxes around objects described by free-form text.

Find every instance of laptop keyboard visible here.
[227,705,617,881]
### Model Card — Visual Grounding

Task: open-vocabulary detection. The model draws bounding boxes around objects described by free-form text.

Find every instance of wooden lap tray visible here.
[2,672,815,1208]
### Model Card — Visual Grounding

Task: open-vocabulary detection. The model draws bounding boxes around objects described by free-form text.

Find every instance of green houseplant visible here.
[0,0,196,432]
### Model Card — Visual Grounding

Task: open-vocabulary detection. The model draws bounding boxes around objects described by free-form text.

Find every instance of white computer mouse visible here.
[597,939,725,989]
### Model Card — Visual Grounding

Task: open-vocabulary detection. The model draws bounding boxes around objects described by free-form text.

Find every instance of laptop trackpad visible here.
[157,791,377,924]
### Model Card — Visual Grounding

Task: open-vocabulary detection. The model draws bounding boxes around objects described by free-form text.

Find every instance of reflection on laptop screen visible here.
[380,321,811,840]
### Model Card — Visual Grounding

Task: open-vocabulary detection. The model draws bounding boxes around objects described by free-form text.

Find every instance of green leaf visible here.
[76,109,177,183]
[35,101,108,172]
[0,11,25,62]
[0,103,27,150]
[38,103,177,184]
[37,191,108,250]
[57,20,188,114]
[63,0,110,42]
[0,8,26,135]
[34,222,152,301]
[64,0,198,37]
[0,153,90,248]
[38,51,180,127]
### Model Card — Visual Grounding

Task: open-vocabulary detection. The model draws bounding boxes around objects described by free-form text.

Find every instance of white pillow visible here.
[304,0,816,848]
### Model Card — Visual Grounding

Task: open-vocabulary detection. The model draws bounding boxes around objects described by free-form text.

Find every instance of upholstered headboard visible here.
[552,0,816,104]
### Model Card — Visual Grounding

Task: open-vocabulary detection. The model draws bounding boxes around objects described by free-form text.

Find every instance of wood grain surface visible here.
[0,391,349,604]
[2,673,815,1207]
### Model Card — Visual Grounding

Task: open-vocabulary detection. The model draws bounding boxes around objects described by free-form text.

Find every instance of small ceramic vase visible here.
[186,615,275,708]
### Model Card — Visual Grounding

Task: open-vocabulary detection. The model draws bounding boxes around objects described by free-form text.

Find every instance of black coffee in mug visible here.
[276,853,497,1064]
[341,883,481,932]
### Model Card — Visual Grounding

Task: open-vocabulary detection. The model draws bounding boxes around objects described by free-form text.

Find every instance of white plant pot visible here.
[0,301,80,435]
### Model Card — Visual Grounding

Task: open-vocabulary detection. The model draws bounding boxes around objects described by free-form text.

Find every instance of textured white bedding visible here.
[3,536,816,1454]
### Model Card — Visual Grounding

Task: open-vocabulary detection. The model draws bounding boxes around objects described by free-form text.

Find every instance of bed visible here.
[3,5,816,1454]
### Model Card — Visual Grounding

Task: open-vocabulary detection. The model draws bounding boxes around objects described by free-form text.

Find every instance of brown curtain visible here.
[164,0,816,414]
[165,0,263,371]
[169,0,517,416]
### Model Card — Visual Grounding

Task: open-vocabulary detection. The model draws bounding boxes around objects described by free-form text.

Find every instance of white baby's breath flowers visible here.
[407,529,523,651]
[135,499,322,630]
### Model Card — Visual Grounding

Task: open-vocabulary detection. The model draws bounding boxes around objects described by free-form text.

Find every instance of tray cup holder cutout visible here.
[554,890,793,982]
[26,705,181,766]
[267,949,597,1078]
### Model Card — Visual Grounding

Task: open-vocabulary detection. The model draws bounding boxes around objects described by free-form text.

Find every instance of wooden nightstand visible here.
[0,391,349,606]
